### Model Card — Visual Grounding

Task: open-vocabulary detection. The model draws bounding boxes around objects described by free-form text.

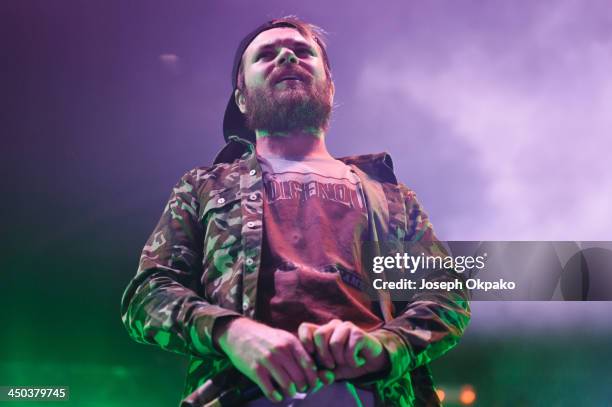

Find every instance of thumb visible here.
[361,334,384,361]
[351,335,366,367]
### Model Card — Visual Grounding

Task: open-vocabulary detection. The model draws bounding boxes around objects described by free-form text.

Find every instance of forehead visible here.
[243,27,316,59]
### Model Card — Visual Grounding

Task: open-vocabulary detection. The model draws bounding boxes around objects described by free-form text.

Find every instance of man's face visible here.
[236,27,334,134]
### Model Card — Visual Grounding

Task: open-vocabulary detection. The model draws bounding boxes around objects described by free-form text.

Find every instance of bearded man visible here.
[121,17,470,407]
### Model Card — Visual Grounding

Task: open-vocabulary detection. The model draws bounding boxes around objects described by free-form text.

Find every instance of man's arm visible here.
[120,169,242,359]
[120,169,321,401]
[297,186,470,387]
[370,185,471,385]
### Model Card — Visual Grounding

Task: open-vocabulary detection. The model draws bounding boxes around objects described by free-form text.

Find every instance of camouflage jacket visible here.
[120,136,471,407]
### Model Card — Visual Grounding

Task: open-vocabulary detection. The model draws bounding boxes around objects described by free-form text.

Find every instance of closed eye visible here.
[255,46,315,62]
[255,51,275,61]
[295,47,315,57]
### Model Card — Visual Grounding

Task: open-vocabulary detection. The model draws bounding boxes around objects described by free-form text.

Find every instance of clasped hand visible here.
[298,319,390,382]
[216,318,389,403]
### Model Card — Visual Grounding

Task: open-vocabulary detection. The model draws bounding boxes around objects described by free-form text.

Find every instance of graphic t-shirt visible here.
[256,155,383,334]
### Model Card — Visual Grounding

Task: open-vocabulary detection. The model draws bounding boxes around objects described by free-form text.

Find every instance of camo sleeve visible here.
[120,169,242,359]
[373,185,471,385]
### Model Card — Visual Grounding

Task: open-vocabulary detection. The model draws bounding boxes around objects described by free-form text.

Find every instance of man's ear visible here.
[328,80,335,106]
[235,88,247,114]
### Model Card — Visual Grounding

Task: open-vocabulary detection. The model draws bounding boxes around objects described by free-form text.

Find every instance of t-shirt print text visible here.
[263,172,366,212]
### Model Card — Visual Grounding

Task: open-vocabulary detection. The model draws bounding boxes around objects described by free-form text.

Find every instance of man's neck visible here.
[254,128,334,161]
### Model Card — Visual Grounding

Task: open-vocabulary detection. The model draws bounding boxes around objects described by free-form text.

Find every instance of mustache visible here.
[270,67,313,85]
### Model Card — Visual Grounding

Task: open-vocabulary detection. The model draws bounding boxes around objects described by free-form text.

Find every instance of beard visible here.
[243,78,332,133]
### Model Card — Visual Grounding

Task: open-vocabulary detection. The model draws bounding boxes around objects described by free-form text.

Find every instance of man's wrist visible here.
[369,328,412,384]
[212,315,243,353]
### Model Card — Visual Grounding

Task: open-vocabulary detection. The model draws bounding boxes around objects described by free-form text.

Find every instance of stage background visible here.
[3,1,611,405]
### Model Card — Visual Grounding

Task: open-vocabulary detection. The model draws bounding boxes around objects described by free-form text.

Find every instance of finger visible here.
[255,365,283,403]
[313,325,335,369]
[328,323,351,367]
[298,322,317,355]
[313,319,342,369]
[290,339,319,390]
[263,357,295,399]
[347,329,366,368]
[317,369,335,386]
[282,347,309,394]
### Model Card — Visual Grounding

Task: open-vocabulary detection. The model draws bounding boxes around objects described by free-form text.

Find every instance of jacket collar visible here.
[213,135,254,165]
[213,136,398,184]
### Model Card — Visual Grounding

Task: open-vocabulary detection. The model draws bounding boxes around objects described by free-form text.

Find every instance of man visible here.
[121,17,470,407]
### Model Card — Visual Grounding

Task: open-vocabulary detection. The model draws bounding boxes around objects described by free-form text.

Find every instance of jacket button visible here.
[246,258,254,266]
[249,169,256,176]
[247,221,255,228]
[242,302,249,311]
[249,193,258,201]
[217,197,225,204]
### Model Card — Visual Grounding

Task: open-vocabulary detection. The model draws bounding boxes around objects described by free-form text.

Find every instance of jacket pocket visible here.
[201,186,242,218]
[200,186,243,307]
[201,186,242,235]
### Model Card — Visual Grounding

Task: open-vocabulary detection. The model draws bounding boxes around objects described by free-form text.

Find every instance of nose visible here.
[276,48,298,66]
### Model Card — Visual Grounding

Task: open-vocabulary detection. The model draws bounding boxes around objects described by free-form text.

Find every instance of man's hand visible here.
[214,317,331,403]
[298,319,390,381]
